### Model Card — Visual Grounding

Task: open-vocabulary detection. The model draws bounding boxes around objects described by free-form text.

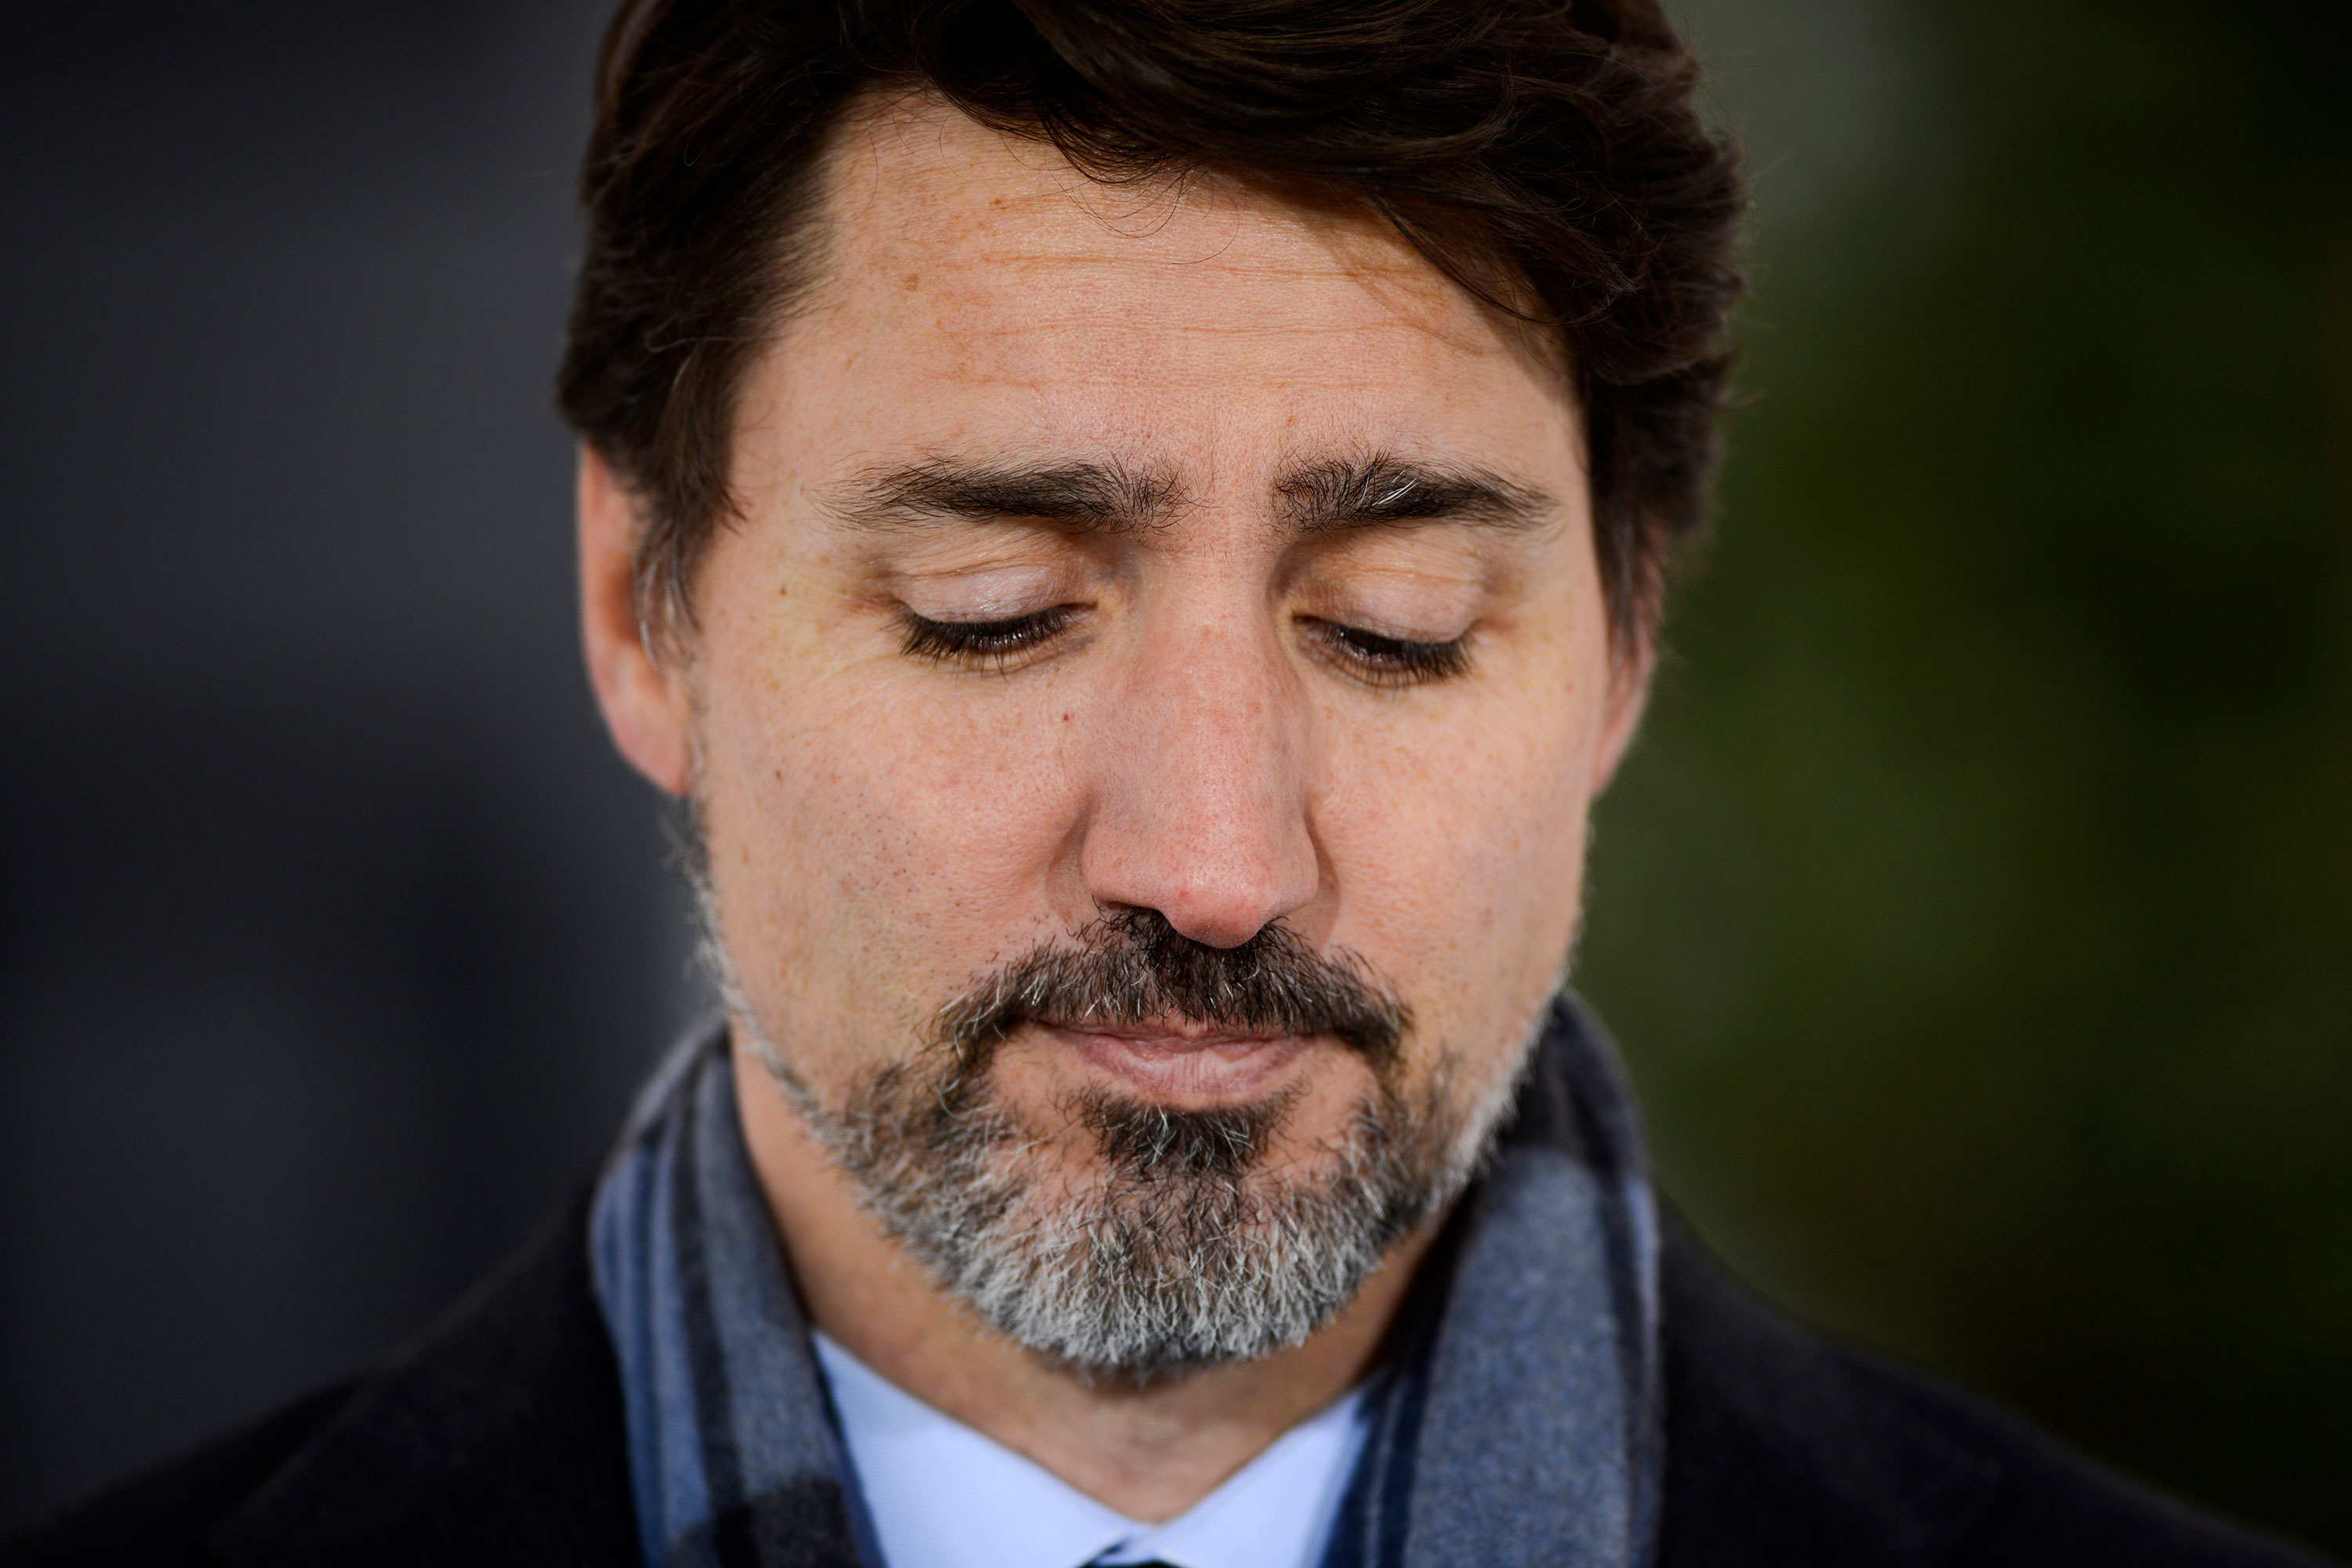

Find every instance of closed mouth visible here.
[1030,1018,1315,1102]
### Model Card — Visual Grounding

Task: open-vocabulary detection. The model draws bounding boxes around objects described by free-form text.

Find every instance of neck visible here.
[731,1042,1439,1523]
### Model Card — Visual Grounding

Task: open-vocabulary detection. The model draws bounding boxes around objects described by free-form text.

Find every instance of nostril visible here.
[1159,911,1268,951]
[1152,874,1294,951]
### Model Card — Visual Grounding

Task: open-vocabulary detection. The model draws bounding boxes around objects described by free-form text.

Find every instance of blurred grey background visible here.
[0,1,703,1528]
[1,0,2345,1555]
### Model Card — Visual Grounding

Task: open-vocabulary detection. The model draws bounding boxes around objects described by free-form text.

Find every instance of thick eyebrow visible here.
[830,458,1182,536]
[1276,454,1555,535]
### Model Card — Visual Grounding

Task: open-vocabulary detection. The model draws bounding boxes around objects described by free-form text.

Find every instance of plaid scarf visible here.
[590,993,1661,1568]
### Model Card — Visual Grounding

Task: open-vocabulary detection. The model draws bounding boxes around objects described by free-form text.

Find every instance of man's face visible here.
[622,99,1642,1367]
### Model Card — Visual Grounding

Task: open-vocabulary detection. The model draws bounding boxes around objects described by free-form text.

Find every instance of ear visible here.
[1589,636,1655,794]
[579,445,694,795]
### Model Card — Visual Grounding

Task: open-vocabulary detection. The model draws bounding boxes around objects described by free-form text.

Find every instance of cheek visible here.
[694,648,1088,1054]
[1315,657,1600,1027]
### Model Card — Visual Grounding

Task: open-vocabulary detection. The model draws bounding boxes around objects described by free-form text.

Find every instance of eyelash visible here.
[899,606,1079,667]
[898,606,1470,685]
[1306,620,1472,685]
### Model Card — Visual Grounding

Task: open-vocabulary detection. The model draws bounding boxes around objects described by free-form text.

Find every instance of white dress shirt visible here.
[813,1332,1370,1568]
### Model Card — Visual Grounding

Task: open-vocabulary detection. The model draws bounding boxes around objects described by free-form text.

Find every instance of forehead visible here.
[753,96,1580,474]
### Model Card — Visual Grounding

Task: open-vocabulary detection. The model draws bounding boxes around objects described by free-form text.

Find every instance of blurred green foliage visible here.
[1584,0,2352,1552]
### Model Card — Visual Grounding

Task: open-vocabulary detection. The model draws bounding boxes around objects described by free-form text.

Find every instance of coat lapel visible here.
[1654,1222,2004,1566]
[209,1194,647,1568]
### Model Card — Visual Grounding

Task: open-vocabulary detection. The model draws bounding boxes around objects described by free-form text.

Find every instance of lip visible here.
[1034,1020,1312,1102]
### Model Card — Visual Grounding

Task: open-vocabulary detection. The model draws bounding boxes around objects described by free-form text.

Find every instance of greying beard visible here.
[823,1051,1479,1377]
[690,845,1520,1377]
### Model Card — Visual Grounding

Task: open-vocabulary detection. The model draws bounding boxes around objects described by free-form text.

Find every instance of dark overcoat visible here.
[3,1186,2330,1567]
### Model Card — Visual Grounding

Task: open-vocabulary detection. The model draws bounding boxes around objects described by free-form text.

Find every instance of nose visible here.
[1076,606,1321,949]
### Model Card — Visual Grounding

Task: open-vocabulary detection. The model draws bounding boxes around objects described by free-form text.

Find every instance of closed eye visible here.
[1303,618,1471,685]
[899,604,1081,669]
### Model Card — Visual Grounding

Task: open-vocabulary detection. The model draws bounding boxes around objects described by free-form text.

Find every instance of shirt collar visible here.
[814,1331,1370,1568]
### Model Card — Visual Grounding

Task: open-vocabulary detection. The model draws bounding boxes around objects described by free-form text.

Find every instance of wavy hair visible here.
[555,0,1746,651]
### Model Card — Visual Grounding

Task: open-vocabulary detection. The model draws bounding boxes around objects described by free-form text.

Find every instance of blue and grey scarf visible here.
[590,993,1661,1568]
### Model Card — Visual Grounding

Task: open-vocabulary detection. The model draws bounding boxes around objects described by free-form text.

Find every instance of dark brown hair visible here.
[556,0,1744,650]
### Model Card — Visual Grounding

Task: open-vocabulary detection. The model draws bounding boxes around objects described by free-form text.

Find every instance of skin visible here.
[580,97,1649,1521]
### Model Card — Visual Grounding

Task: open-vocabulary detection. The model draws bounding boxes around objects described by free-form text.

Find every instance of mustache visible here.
[934,908,1411,1068]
